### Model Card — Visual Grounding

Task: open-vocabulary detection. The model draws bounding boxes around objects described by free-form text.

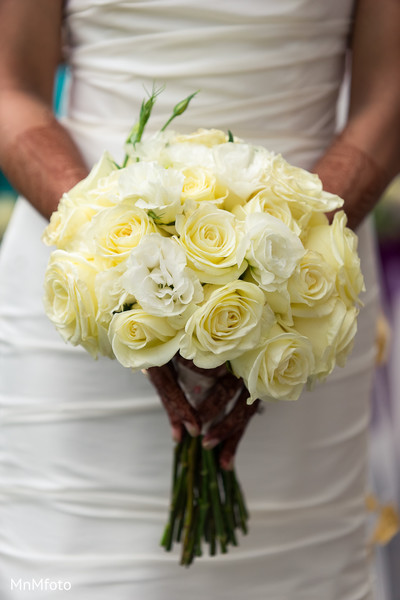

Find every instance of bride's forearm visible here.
[0,90,88,220]
[313,0,400,230]
[0,0,86,220]
[312,132,391,231]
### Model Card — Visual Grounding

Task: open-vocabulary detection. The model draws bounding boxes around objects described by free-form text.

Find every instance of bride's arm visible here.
[313,0,400,229]
[0,0,88,219]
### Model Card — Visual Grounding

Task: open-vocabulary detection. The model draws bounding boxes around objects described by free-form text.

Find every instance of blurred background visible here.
[1,66,399,598]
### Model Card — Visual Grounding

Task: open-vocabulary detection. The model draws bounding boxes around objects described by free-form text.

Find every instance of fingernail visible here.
[171,426,182,443]
[221,457,235,471]
[202,437,219,450]
[183,422,200,437]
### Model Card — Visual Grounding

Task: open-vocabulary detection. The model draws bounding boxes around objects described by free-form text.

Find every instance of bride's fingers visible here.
[147,364,201,437]
[197,373,244,424]
[159,401,184,443]
[202,391,259,449]
[218,427,245,471]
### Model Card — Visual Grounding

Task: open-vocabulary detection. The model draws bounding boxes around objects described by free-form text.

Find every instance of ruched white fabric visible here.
[0,1,380,598]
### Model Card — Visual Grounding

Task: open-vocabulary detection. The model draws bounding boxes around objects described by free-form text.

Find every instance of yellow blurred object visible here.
[366,493,379,512]
[375,310,391,366]
[366,494,400,546]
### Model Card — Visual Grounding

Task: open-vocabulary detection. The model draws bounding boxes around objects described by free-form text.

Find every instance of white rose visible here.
[213,143,274,209]
[42,153,121,250]
[109,308,182,369]
[231,323,315,402]
[86,204,157,267]
[43,250,112,358]
[121,233,203,317]
[295,210,330,243]
[269,154,344,212]
[69,151,119,199]
[335,306,359,368]
[118,161,184,224]
[304,211,365,307]
[287,250,337,318]
[235,189,301,236]
[85,169,122,209]
[42,194,95,251]
[238,213,305,292]
[180,166,226,206]
[180,280,274,368]
[294,298,358,381]
[175,204,247,284]
[294,299,358,379]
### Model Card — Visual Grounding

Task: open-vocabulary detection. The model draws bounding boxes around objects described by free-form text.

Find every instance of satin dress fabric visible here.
[0,1,380,598]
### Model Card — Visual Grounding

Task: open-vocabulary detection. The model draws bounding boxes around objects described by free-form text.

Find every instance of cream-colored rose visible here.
[109,308,182,369]
[42,195,95,251]
[269,154,344,212]
[238,213,305,292]
[175,204,247,284]
[296,210,330,243]
[180,280,274,368]
[294,298,358,380]
[304,211,365,307]
[213,143,274,209]
[235,189,301,236]
[287,250,337,318]
[174,128,229,147]
[335,306,359,368]
[180,166,226,206]
[86,204,157,267]
[270,197,330,242]
[121,234,203,317]
[231,323,315,402]
[118,161,184,224]
[43,153,121,250]
[72,151,118,193]
[43,250,112,358]
[240,269,292,327]
[85,169,122,209]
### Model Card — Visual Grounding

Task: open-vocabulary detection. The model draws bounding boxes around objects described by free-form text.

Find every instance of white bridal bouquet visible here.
[43,90,364,564]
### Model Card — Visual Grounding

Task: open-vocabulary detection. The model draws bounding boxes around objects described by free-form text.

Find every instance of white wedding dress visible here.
[0,1,381,598]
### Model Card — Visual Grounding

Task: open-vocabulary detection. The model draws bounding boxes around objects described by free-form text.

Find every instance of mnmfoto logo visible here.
[10,579,71,592]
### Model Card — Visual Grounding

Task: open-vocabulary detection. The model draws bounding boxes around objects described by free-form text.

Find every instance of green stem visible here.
[209,517,217,556]
[196,446,210,543]
[181,505,199,566]
[204,449,228,554]
[160,435,190,550]
[181,436,198,562]
[122,85,165,166]
[160,91,199,132]
[232,469,249,535]
[221,470,238,546]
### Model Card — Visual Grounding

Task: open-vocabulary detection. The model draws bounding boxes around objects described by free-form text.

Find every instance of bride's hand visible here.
[146,363,202,441]
[147,358,260,470]
[174,356,259,470]
[201,387,260,471]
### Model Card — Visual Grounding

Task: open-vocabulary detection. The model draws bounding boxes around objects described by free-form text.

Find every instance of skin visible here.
[1,0,400,468]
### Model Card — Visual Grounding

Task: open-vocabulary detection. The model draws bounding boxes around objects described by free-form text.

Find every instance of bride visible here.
[0,1,399,598]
